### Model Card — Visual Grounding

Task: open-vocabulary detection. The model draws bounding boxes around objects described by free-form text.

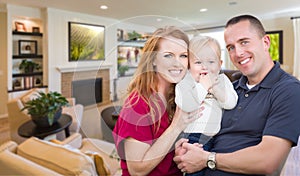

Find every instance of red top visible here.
[113,92,182,176]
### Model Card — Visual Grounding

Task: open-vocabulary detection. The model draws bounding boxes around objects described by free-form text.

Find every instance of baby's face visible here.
[189,45,222,81]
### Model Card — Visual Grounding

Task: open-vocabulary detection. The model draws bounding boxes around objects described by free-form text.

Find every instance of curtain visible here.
[292,18,300,80]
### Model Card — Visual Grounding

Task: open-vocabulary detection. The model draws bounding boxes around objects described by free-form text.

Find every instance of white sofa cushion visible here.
[17,137,97,175]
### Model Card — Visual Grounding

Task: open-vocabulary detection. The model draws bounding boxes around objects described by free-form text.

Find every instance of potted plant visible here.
[21,91,69,127]
[118,65,129,76]
[19,59,41,73]
[127,31,142,40]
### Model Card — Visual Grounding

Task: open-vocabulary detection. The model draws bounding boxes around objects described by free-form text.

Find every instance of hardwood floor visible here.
[0,118,10,145]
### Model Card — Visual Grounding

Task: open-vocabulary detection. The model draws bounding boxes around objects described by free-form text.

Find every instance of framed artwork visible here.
[34,76,43,87]
[13,78,23,90]
[32,27,40,33]
[266,30,283,64]
[68,22,105,61]
[18,40,37,55]
[15,21,26,32]
[117,29,124,41]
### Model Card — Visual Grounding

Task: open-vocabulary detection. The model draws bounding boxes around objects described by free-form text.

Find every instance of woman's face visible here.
[154,37,188,84]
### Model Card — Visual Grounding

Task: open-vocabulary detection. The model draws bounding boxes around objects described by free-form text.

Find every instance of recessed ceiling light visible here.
[200,8,208,12]
[100,5,108,10]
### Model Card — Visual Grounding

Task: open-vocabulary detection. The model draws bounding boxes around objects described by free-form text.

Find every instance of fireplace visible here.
[59,68,111,107]
[72,78,102,106]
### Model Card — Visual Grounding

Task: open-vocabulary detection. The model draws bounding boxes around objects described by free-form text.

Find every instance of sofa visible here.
[6,88,84,144]
[0,133,121,175]
[222,69,242,82]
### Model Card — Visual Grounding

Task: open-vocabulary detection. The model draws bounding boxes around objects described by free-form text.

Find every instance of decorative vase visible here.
[31,109,62,128]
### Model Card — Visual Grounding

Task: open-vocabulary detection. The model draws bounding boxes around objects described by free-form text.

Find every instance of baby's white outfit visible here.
[175,71,238,136]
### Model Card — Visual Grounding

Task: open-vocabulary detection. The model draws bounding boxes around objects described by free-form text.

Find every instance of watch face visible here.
[207,160,216,170]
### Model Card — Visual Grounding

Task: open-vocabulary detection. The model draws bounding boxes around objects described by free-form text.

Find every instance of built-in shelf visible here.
[12,72,43,77]
[118,40,146,47]
[10,22,45,92]
[8,85,48,93]
[12,31,43,37]
[13,55,43,59]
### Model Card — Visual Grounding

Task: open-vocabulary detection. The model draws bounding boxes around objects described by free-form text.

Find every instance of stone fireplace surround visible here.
[57,65,112,107]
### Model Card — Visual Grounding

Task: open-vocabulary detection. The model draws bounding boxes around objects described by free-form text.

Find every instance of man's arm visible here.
[217,136,291,174]
[174,135,291,175]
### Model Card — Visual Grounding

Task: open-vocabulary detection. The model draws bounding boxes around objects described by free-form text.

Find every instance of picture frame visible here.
[12,78,23,90]
[18,40,37,55]
[34,76,43,87]
[266,30,283,64]
[117,29,124,41]
[15,21,26,32]
[32,27,40,33]
[68,22,105,61]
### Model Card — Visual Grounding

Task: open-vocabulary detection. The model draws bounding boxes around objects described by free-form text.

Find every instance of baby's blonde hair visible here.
[189,35,221,63]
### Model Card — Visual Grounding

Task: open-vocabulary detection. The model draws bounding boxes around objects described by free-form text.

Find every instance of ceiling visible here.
[2,0,300,30]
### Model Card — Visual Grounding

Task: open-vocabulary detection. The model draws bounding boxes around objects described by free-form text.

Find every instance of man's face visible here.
[224,20,270,81]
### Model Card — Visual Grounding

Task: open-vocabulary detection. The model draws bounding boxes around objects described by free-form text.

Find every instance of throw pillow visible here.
[17,137,96,175]
[20,88,40,105]
[85,151,111,176]
[50,139,111,175]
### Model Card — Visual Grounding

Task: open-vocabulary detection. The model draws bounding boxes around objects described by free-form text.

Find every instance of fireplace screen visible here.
[72,78,102,106]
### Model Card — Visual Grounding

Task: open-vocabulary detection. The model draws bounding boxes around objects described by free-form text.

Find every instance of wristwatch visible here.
[207,152,217,170]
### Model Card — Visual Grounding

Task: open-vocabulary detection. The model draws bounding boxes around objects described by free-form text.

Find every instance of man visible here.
[174,14,300,176]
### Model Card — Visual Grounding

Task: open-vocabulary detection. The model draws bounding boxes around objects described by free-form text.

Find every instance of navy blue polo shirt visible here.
[206,62,300,176]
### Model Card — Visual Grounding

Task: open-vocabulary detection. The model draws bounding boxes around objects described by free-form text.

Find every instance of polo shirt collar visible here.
[235,61,283,90]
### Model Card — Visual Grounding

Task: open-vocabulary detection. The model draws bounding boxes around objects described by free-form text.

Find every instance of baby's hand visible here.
[209,75,221,94]
[199,73,214,91]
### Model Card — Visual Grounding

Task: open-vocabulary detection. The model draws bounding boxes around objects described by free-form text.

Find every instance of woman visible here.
[113,26,202,176]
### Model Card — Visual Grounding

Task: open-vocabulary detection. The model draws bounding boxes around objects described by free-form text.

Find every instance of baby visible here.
[175,35,238,169]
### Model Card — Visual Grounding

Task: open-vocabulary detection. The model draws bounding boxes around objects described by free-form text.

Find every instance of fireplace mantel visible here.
[56,64,113,73]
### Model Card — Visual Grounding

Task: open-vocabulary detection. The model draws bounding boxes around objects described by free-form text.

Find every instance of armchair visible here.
[280,136,300,176]
[0,133,121,175]
[6,88,84,144]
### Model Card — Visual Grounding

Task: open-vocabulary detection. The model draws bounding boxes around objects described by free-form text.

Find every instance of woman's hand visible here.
[171,106,204,132]
[175,138,188,157]
[174,140,209,173]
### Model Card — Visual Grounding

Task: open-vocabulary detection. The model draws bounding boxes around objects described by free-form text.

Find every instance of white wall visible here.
[46,8,118,94]
[263,17,296,74]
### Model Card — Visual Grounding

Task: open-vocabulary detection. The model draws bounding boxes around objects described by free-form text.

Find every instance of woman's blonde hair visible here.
[125,26,189,132]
